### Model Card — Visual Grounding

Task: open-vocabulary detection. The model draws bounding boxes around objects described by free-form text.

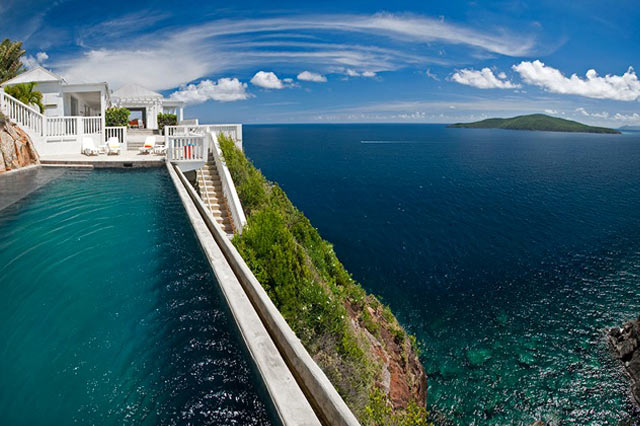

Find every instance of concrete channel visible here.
[167,162,361,426]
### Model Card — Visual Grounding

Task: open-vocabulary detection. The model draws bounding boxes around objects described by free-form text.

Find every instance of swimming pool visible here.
[0,168,275,425]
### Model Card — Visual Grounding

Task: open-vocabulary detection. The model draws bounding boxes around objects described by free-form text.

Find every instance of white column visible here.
[100,89,106,143]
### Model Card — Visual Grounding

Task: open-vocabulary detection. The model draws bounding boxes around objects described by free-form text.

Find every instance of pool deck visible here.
[40,152,166,168]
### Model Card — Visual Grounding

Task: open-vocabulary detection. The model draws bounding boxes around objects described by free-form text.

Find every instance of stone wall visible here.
[0,114,40,173]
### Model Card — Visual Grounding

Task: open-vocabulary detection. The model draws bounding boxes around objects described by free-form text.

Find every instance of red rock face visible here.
[351,300,428,413]
[0,121,39,172]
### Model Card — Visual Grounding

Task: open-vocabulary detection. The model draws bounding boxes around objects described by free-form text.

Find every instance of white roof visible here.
[1,66,65,86]
[111,84,163,100]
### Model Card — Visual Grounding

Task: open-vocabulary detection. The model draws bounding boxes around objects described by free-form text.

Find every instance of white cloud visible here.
[575,107,609,119]
[425,68,440,81]
[250,71,287,89]
[544,109,558,114]
[60,49,209,90]
[52,12,542,92]
[613,112,640,122]
[513,60,640,101]
[340,68,377,78]
[297,71,327,82]
[575,107,640,122]
[170,78,250,104]
[450,67,520,89]
[21,51,48,69]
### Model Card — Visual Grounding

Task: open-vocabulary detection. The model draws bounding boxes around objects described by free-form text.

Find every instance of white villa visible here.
[0,66,186,155]
[111,84,184,129]
[1,67,110,119]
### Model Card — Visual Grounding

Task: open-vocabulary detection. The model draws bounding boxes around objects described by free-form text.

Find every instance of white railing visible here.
[82,117,102,135]
[105,126,127,143]
[166,135,208,162]
[208,131,247,233]
[1,91,105,146]
[0,91,44,136]
[46,117,78,137]
[165,124,243,150]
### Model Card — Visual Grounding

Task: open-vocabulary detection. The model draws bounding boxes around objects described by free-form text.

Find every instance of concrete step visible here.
[201,169,220,177]
[126,135,164,151]
[128,129,160,136]
[198,183,223,192]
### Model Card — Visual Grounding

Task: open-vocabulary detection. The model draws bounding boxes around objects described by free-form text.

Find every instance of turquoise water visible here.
[0,169,274,425]
[244,124,640,424]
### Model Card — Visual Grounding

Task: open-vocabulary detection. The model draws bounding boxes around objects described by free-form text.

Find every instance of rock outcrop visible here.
[0,113,39,173]
[609,318,640,405]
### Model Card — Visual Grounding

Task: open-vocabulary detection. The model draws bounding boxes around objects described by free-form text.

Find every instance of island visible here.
[448,113,621,134]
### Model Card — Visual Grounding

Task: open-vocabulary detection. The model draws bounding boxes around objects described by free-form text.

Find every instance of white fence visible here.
[0,91,44,136]
[105,126,127,143]
[165,124,243,150]
[46,117,78,137]
[0,91,106,154]
[82,117,102,135]
[207,131,247,232]
[167,134,208,163]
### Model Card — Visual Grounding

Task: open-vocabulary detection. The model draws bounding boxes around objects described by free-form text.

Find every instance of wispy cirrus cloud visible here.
[52,11,542,91]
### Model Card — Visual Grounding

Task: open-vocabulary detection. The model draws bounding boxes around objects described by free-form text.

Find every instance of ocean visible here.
[244,123,640,424]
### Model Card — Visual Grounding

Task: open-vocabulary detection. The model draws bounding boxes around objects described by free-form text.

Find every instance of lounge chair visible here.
[153,143,166,155]
[138,136,155,154]
[81,137,99,156]
[106,137,122,155]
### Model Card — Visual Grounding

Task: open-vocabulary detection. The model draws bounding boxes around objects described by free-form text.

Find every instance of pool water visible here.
[0,168,275,425]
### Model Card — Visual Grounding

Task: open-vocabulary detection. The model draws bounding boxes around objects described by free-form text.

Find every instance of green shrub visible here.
[219,134,427,424]
[105,107,130,127]
[157,112,177,133]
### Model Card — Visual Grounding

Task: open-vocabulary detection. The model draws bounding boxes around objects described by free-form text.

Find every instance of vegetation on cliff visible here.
[448,113,620,134]
[219,134,428,425]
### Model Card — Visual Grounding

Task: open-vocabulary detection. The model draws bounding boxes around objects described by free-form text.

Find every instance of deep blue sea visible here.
[0,169,275,425]
[244,124,640,425]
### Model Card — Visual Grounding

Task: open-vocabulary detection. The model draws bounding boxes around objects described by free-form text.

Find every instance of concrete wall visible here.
[169,163,360,426]
[167,163,322,426]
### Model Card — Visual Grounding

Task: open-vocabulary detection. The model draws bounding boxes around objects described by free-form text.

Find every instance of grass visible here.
[219,134,429,425]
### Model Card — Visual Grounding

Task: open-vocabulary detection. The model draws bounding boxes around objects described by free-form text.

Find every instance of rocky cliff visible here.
[0,112,39,173]
[609,318,640,405]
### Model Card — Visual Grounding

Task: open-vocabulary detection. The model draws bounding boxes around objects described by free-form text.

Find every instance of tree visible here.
[0,39,26,83]
[105,107,130,127]
[157,113,177,134]
[4,82,44,113]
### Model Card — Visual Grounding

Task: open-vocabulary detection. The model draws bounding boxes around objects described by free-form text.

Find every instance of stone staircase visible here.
[126,128,163,151]
[195,157,235,236]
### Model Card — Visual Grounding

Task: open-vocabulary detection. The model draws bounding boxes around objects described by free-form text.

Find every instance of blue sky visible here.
[2,0,639,125]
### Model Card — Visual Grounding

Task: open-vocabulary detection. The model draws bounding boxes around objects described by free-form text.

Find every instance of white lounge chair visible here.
[153,144,166,155]
[138,136,155,154]
[81,137,99,156]
[106,137,122,155]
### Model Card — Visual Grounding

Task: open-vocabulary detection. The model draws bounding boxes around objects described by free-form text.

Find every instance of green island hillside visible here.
[219,135,429,425]
[448,113,621,134]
